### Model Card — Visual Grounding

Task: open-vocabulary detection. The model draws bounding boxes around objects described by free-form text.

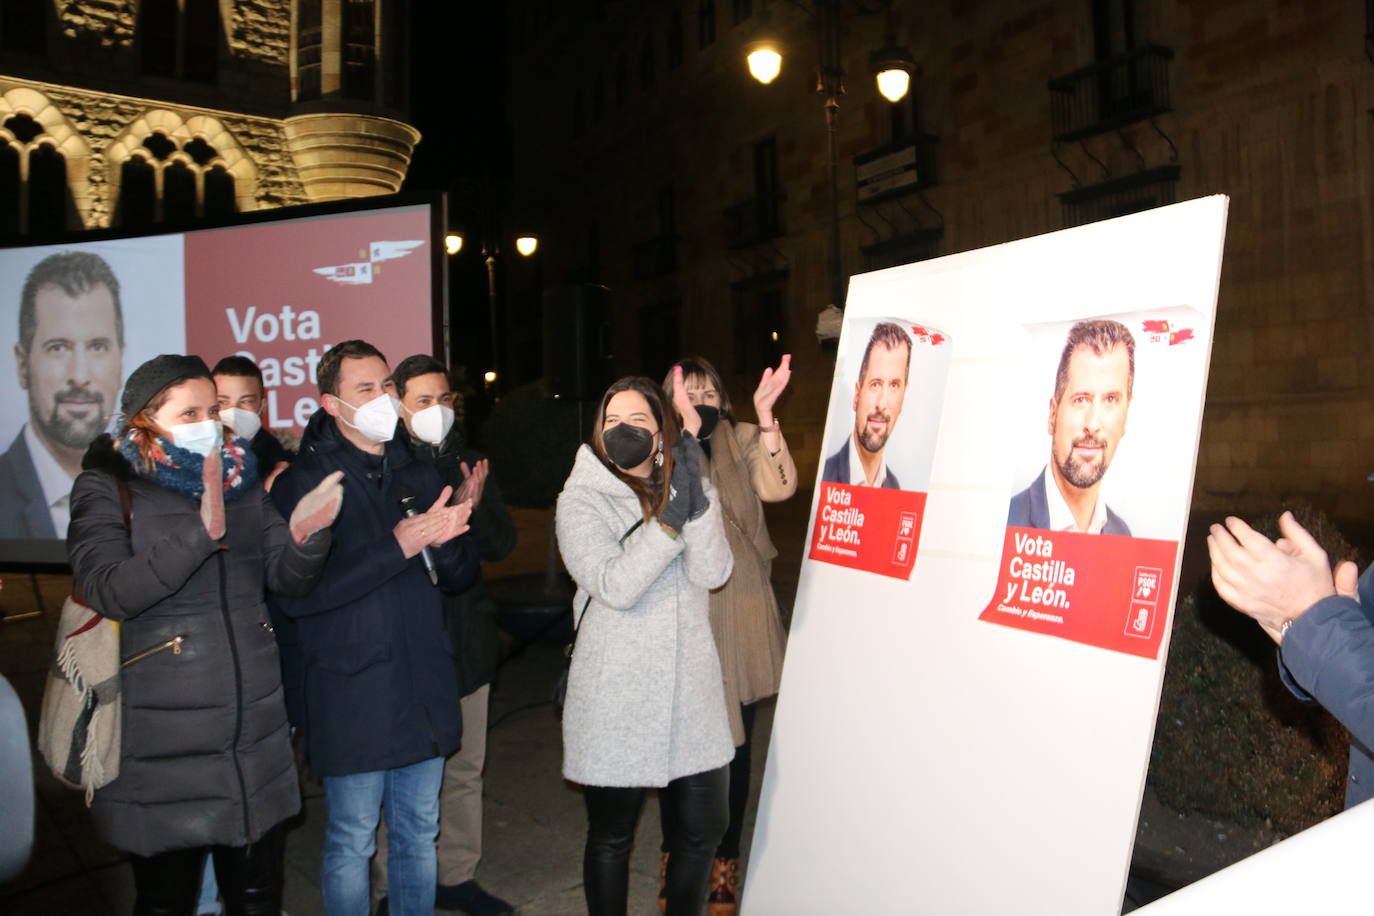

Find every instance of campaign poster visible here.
[184,204,433,438]
[744,197,1227,916]
[980,306,1207,659]
[808,316,951,579]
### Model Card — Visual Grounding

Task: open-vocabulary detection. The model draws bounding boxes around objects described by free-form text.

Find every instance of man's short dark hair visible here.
[393,354,451,399]
[211,355,264,387]
[19,251,124,352]
[316,339,388,397]
[1053,319,1136,402]
[857,322,912,385]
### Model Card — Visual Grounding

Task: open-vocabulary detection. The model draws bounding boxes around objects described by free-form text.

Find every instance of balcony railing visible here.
[724,193,785,249]
[1049,44,1174,143]
[630,234,678,280]
[1058,165,1181,228]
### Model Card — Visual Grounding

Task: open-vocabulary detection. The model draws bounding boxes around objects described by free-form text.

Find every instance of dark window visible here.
[698,0,715,48]
[890,91,920,141]
[204,165,237,218]
[572,90,583,137]
[118,157,157,229]
[640,298,682,379]
[27,143,67,236]
[182,0,220,83]
[666,9,683,69]
[297,0,323,101]
[0,144,21,236]
[3,113,42,144]
[658,185,677,238]
[732,0,752,25]
[593,72,605,120]
[615,53,629,107]
[754,136,780,236]
[343,0,377,100]
[1,0,47,54]
[163,160,196,223]
[640,36,655,89]
[139,0,179,77]
[1093,0,1145,59]
[143,132,177,161]
[732,274,787,377]
[184,137,217,166]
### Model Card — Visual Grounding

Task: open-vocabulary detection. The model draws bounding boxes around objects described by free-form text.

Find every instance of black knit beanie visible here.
[119,354,213,419]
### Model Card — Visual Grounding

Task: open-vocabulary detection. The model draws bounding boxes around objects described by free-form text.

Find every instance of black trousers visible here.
[661,701,757,859]
[127,821,285,916]
[583,765,729,916]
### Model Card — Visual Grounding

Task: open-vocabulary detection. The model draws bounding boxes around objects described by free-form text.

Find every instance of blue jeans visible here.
[321,756,444,916]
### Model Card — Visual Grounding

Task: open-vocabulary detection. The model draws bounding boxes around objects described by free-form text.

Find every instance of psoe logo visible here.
[314,240,425,285]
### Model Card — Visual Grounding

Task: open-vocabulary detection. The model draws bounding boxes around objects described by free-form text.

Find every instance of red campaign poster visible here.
[184,205,434,436]
[808,482,926,579]
[979,527,1179,659]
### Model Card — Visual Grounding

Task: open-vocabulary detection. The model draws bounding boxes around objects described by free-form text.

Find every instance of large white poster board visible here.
[744,197,1228,915]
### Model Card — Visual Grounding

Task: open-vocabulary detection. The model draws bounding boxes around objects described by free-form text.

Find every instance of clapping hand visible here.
[1207,511,1356,643]
[200,446,225,539]
[670,365,702,438]
[394,486,473,559]
[752,354,792,426]
[454,459,489,509]
[289,471,345,544]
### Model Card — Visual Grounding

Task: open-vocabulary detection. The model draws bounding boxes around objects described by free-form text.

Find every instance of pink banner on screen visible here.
[184,205,433,435]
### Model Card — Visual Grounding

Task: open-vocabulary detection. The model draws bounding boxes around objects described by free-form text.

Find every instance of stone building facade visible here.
[1,0,418,239]
[507,1,1374,526]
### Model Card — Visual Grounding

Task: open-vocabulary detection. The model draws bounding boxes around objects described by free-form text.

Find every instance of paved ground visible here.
[0,499,1296,914]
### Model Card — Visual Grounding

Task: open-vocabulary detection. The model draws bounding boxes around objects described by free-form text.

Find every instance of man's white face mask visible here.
[335,393,399,443]
[404,403,455,446]
[220,407,261,442]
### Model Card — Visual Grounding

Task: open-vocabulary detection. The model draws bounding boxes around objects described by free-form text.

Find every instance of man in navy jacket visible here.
[271,339,478,916]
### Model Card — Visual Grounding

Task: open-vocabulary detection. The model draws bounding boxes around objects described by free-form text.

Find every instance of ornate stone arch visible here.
[106,109,260,220]
[0,87,93,228]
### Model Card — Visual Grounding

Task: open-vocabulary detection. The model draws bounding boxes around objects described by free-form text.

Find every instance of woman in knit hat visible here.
[67,354,345,915]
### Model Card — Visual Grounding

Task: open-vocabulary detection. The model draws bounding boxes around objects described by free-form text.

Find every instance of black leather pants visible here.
[127,821,285,916]
[583,765,729,916]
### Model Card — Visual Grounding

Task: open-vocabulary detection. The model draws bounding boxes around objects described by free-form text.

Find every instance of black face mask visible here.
[695,405,720,439]
[603,423,656,470]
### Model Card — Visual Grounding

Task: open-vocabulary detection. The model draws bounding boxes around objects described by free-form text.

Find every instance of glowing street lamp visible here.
[746,42,783,84]
[515,235,539,256]
[445,233,463,255]
[871,37,916,102]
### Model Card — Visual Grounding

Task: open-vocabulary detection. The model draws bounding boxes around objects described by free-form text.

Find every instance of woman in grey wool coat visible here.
[67,355,344,916]
[556,373,735,916]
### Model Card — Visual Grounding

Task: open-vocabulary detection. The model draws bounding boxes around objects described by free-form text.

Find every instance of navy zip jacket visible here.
[270,408,478,776]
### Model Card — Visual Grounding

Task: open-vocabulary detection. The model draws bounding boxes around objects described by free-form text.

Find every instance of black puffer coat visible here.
[67,436,330,857]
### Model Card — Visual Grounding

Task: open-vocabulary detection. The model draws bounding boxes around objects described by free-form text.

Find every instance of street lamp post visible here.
[448,228,539,395]
[747,0,915,315]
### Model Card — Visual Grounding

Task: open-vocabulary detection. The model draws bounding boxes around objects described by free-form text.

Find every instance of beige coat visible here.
[704,420,795,745]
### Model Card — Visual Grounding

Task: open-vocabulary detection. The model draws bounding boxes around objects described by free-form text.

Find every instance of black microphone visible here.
[397,486,438,586]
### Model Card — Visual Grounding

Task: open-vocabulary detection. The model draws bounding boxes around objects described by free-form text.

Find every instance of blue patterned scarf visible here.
[116,429,258,501]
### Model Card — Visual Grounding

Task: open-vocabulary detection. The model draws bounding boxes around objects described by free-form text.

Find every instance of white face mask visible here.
[220,407,261,442]
[170,418,223,457]
[404,403,455,446]
[335,393,398,443]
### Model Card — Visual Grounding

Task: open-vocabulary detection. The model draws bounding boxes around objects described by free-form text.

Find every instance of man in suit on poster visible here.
[1007,318,1134,536]
[820,321,911,489]
[0,252,124,540]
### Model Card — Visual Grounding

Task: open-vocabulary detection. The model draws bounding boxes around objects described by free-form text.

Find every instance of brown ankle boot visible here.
[707,857,739,916]
[657,851,669,914]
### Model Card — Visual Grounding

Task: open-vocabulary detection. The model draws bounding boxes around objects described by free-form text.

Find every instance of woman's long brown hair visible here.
[591,376,679,521]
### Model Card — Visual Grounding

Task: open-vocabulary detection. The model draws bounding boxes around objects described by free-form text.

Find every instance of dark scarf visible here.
[116,430,258,501]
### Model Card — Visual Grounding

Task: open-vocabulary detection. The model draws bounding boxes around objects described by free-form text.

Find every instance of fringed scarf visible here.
[116,430,258,501]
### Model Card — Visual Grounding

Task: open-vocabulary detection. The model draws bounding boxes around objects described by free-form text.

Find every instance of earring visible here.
[655,444,664,467]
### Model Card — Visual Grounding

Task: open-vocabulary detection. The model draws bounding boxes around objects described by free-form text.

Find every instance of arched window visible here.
[163,160,197,223]
[0,144,20,236]
[115,131,238,227]
[118,156,156,229]
[26,143,67,236]
[1,113,78,238]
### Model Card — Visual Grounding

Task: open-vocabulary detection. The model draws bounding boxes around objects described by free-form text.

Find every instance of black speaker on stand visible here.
[542,284,612,403]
